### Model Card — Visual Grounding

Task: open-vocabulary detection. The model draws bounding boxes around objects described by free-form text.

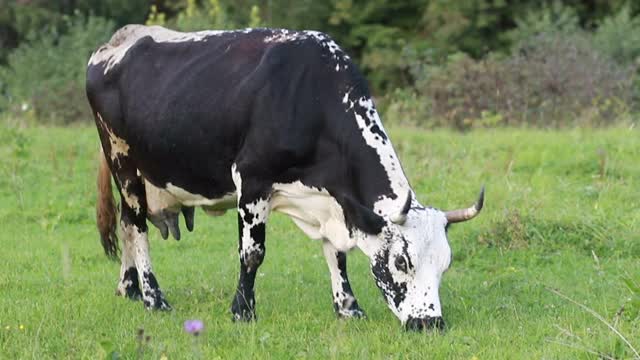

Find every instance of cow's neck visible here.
[342,91,412,215]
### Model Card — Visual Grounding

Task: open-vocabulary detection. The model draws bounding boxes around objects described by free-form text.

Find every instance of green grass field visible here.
[0,125,638,359]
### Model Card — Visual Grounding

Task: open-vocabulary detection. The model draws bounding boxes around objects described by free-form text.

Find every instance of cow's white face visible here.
[364,207,451,331]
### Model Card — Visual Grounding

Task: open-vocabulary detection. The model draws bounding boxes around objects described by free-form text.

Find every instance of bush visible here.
[0,14,115,125]
[386,30,635,130]
[510,32,633,126]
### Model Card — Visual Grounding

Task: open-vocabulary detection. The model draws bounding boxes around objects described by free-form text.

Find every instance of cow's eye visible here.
[394,256,408,273]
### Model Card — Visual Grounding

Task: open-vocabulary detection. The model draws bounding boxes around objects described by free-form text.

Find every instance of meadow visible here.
[0,125,638,359]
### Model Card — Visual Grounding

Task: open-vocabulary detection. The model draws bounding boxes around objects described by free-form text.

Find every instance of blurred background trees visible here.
[1,0,639,128]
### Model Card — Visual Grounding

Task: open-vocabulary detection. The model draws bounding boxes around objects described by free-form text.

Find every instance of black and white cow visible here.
[87,25,484,331]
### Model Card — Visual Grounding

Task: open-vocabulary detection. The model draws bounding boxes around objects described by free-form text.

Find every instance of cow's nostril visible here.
[405,316,446,332]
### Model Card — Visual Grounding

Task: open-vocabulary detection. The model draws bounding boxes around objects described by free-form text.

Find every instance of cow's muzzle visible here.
[405,316,445,332]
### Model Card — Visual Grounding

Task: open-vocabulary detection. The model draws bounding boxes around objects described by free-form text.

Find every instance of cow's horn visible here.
[390,190,412,225]
[445,186,485,223]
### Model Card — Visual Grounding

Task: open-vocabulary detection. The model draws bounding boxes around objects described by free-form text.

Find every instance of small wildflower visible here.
[4,326,9,330]
[184,320,204,336]
[19,325,24,330]
[160,354,168,360]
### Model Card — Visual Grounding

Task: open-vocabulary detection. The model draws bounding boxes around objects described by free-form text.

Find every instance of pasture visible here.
[0,125,638,359]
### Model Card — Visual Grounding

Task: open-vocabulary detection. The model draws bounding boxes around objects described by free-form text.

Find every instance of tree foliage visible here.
[1,0,640,126]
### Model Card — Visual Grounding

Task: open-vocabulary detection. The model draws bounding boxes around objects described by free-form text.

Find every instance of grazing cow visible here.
[87,25,484,331]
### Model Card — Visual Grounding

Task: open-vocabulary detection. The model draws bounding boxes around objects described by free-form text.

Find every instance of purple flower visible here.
[183,320,204,335]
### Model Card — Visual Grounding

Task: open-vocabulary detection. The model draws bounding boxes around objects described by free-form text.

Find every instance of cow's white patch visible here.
[231,163,242,199]
[165,182,236,209]
[121,223,151,282]
[263,29,302,43]
[96,112,130,164]
[145,179,180,215]
[116,223,138,297]
[270,181,356,252]
[89,25,231,74]
[122,179,142,215]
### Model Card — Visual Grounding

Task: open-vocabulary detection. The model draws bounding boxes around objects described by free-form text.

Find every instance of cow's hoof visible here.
[334,298,366,319]
[115,285,143,301]
[231,293,256,322]
[143,292,172,311]
[231,300,256,322]
[231,309,256,322]
[337,307,367,319]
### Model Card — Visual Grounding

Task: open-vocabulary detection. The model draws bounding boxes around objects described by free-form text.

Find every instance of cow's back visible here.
[86,25,350,200]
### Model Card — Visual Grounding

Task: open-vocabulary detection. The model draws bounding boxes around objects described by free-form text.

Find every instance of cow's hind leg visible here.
[230,165,271,321]
[97,124,170,310]
[116,171,171,310]
[116,231,142,300]
[117,174,171,310]
[322,241,366,318]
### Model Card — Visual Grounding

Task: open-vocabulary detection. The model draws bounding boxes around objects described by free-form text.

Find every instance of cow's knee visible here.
[241,234,266,272]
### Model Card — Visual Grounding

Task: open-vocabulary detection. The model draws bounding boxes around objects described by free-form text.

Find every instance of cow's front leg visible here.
[322,241,366,318]
[231,167,270,321]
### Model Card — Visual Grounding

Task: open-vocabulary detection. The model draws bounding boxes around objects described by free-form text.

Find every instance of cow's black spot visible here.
[372,247,407,308]
[428,303,435,311]
[336,252,348,280]
[143,271,160,290]
[242,207,254,224]
[369,124,388,140]
[249,223,266,245]
[122,267,142,300]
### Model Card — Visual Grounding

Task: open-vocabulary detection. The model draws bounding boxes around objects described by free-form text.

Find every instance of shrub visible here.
[0,14,115,125]
[510,32,633,127]
[389,31,635,130]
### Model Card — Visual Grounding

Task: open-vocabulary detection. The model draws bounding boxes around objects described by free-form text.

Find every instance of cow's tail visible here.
[97,149,119,258]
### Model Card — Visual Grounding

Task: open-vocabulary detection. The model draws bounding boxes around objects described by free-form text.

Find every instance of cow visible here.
[86,25,484,331]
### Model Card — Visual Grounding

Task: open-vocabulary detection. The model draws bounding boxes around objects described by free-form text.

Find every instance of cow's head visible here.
[356,187,484,331]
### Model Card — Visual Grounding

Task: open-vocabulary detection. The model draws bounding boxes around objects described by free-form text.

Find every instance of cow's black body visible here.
[87,29,393,216]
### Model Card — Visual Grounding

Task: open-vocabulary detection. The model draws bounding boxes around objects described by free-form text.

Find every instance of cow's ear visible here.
[337,194,385,235]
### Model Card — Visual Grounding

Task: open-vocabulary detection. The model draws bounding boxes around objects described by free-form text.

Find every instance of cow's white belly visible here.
[146,181,236,216]
[271,181,354,252]
[165,182,237,210]
[146,179,354,250]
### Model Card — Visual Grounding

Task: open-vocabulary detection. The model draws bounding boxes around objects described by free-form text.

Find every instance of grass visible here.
[0,124,638,359]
